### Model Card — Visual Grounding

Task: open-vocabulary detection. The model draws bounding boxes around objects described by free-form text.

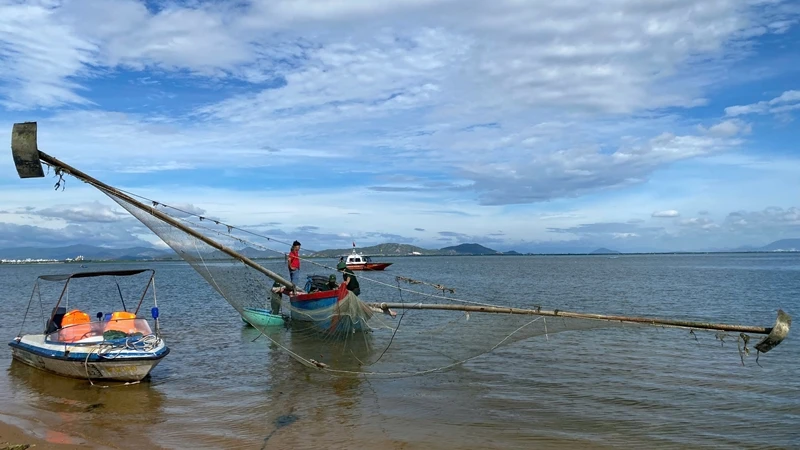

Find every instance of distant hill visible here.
[311,243,436,258]
[590,248,621,255]
[759,239,800,252]
[724,239,800,253]
[5,238,797,262]
[439,243,498,255]
[206,246,287,260]
[0,244,174,261]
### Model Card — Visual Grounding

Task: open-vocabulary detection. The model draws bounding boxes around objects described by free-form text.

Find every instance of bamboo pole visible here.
[36,152,296,290]
[366,302,791,345]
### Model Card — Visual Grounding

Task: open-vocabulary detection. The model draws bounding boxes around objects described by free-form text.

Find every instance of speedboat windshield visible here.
[46,316,153,344]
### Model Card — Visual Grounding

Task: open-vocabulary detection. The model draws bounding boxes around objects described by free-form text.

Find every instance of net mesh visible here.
[97,191,649,377]
[78,187,765,377]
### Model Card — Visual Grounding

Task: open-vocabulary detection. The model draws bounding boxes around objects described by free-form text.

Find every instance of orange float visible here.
[59,310,93,342]
[104,311,140,334]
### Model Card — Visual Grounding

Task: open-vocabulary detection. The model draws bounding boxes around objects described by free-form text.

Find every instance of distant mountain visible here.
[590,248,621,255]
[311,243,437,258]
[515,243,597,254]
[759,239,800,252]
[725,245,758,252]
[0,244,174,261]
[5,238,797,262]
[439,243,498,255]
[206,246,287,260]
[722,239,800,253]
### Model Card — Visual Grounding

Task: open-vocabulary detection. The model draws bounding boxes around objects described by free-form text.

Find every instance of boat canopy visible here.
[38,269,154,282]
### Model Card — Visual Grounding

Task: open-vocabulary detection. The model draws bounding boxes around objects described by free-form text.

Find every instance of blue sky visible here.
[0,0,799,253]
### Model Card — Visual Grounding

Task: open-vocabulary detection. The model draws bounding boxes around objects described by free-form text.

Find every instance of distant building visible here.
[1,258,60,264]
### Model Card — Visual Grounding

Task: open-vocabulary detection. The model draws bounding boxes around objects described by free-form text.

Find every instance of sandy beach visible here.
[0,419,90,450]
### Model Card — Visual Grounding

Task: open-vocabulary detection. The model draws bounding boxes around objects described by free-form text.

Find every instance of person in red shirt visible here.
[287,240,301,286]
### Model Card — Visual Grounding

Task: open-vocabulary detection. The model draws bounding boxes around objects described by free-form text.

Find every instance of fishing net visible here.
[12,123,785,379]
[94,191,654,377]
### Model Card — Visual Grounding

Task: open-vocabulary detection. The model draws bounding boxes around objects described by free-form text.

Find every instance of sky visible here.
[0,0,799,254]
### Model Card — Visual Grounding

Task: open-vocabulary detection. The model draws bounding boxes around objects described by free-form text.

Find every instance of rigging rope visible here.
[31,159,785,377]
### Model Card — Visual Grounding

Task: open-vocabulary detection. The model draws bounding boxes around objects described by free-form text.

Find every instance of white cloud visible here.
[31,201,128,223]
[1,0,795,113]
[1,0,799,251]
[724,90,800,117]
[701,119,752,137]
[0,220,154,248]
[724,206,800,231]
[652,210,680,218]
[0,1,792,190]
[0,0,97,108]
[678,217,719,230]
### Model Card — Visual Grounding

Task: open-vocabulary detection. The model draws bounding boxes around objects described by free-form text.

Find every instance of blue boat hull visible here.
[290,287,367,334]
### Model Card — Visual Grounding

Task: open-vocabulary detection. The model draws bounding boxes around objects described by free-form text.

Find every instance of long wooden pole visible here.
[36,152,296,289]
[366,302,791,352]
[367,302,777,333]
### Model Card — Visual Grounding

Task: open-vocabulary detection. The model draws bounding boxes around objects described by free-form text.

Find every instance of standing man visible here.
[339,264,361,296]
[287,240,301,287]
[270,281,284,315]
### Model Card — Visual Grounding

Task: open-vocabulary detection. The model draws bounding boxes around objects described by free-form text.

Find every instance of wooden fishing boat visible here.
[289,277,370,334]
[241,307,285,327]
[8,269,169,382]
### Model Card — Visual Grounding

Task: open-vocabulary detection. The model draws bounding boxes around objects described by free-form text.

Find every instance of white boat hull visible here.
[9,334,169,382]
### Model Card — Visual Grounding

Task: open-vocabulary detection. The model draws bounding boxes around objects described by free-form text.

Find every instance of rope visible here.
[83,333,162,388]
[44,161,498,309]
[320,316,547,378]
[109,185,325,254]
[364,279,409,366]
[37,159,769,378]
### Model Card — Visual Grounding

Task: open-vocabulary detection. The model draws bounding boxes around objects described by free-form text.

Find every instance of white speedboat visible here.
[8,269,169,382]
[342,249,392,271]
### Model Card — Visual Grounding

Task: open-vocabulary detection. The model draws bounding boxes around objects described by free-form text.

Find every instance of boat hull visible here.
[241,308,285,327]
[290,286,368,334]
[346,262,392,271]
[8,335,169,382]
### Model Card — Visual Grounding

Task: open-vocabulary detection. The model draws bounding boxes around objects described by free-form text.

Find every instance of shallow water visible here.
[1,254,798,449]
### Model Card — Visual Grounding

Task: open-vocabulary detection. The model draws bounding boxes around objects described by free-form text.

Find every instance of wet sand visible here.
[0,418,91,450]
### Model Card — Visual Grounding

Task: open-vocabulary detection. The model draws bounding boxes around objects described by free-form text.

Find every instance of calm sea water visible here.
[1,254,798,449]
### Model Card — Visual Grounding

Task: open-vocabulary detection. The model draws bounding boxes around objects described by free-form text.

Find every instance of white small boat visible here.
[8,269,169,382]
[342,249,392,271]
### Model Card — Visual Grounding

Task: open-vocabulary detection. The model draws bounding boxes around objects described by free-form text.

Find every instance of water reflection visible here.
[237,322,375,449]
[2,256,798,450]
[6,360,166,447]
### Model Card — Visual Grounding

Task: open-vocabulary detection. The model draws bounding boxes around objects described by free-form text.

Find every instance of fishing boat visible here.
[8,269,169,382]
[288,276,371,334]
[342,249,392,271]
[241,308,285,327]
